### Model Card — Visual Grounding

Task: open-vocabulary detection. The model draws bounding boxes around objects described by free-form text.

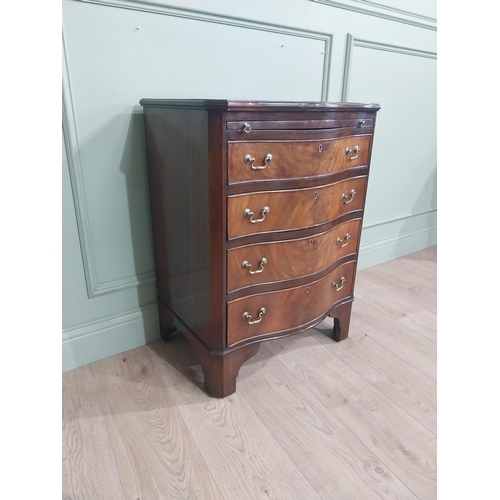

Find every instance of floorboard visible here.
[147,340,321,500]
[265,333,437,500]
[238,344,419,500]
[91,346,223,500]
[62,367,125,500]
[314,323,436,435]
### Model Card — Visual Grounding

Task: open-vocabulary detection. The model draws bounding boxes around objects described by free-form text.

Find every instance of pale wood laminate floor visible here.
[63,246,437,500]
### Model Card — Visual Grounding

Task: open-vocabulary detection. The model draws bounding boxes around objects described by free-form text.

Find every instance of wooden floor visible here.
[63,246,437,500]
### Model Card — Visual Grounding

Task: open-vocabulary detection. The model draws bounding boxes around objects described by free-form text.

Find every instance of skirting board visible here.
[62,304,161,372]
[357,224,437,271]
[62,225,436,372]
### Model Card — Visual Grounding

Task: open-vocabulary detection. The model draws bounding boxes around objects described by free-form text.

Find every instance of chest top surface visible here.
[139,99,381,112]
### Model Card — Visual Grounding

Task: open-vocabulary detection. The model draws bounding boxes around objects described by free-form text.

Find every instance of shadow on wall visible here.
[71,105,159,339]
[119,106,160,341]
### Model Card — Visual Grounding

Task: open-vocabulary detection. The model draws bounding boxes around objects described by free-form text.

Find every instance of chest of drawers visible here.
[140,99,380,397]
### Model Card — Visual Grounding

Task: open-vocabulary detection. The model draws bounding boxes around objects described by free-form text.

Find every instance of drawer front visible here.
[227,219,361,292]
[227,261,356,346]
[227,118,374,131]
[227,176,367,239]
[228,135,372,184]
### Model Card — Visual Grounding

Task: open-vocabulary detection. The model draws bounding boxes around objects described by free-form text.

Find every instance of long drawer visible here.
[228,135,372,184]
[226,118,374,131]
[227,176,367,239]
[227,219,361,292]
[227,260,356,346]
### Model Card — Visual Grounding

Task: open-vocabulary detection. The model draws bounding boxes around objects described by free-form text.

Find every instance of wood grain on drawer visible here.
[227,219,361,292]
[228,135,371,183]
[227,176,367,239]
[227,261,356,346]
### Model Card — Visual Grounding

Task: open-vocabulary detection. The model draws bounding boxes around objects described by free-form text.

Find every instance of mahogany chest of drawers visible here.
[140,99,380,397]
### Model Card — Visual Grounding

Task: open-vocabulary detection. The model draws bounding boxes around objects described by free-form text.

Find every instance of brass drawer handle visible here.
[243,206,270,223]
[336,233,351,248]
[358,120,365,128]
[242,122,251,133]
[332,277,346,292]
[242,257,268,275]
[342,189,356,205]
[244,153,273,170]
[242,307,266,325]
[345,146,361,160]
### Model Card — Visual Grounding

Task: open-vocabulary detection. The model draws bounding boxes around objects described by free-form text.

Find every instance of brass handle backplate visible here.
[336,233,351,248]
[242,307,267,325]
[342,189,356,205]
[345,146,361,160]
[244,153,273,170]
[242,257,268,275]
[243,206,270,224]
[332,277,346,292]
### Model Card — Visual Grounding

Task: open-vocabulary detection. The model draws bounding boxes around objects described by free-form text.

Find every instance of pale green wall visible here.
[62,0,437,371]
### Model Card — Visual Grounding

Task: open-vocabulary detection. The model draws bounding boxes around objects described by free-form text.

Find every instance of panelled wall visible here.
[62,0,437,371]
